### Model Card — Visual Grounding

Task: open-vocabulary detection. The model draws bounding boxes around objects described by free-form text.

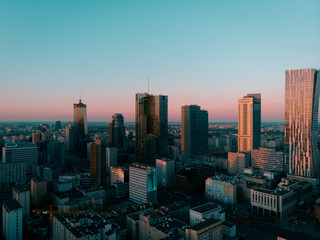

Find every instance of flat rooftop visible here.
[191,202,222,214]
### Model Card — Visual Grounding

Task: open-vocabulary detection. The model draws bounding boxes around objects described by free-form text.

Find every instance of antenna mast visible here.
[148,77,149,95]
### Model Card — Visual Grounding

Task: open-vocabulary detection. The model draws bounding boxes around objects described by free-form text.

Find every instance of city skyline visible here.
[1,1,319,122]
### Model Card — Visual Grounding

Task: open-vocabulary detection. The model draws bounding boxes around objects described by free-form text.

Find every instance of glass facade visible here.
[285,69,320,179]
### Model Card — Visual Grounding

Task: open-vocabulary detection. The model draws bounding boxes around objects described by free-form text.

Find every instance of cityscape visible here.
[1,1,320,240]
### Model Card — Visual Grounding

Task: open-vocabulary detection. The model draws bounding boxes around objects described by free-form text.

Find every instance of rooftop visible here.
[191,202,222,214]
[13,184,30,193]
[3,199,22,212]
[189,218,222,231]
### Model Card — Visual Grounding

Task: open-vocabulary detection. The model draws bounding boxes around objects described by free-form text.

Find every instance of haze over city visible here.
[1,0,319,122]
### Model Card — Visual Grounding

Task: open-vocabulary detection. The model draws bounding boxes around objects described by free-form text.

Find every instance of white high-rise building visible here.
[13,185,30,217]
[238,94,261,152]
[129,163,157,204]
[2,200,23,240]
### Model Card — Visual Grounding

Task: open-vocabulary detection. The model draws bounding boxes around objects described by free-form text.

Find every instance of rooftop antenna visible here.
[80,92,82,103]
[148,77,150,95]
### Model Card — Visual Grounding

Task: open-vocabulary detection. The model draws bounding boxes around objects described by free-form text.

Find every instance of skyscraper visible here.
[181,105,208,157]
[238,94,261,152]
[135,93,168,165]
[109,113,126,154]
[73,99,88,157]
[285,69,320,191]
[90,136,107,187]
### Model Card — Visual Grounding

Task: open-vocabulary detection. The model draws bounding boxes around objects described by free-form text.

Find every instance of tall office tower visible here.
[0,162,26,185]
[90,137,107,187]
[2,143,38,179]
[181,105,208,157]
[73,99,88,157]
[109,113,126,154]
[135,93,168,165]
[12,185,30,217]
[2,200,23,240]
[285,69,320,191]
[66,122,75,152]
[156,158,175,187]
[31,177,47,207]
[129,163,157,204]
[238,93,261,152]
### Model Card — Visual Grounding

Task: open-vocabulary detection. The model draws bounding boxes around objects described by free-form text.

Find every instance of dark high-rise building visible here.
[109,113,126,154]
[55,121,61,131]
[73,99,87,157]
[66,122,75,153]
[135,93,168,165]
[285,68,320,192]
[47,141,65,167]
[181,105,208,157]
[238,93,261,152]
[90,136,107,187]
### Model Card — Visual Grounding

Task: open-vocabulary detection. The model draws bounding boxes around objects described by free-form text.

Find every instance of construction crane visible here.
[32,205,119,224]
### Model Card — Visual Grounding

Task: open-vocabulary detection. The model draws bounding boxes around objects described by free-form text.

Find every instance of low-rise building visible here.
[251,178,312,219]
[205,175,243,205]
[189,202,225,226]
[222,221,236,238]
[185,218,223,240]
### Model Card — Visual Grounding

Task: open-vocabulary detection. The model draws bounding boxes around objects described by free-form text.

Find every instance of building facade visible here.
[12,185,30,217]
[156,158,175,187]
[2,200,23,240]
[228,152,250,175]
[135,93,168,165]
[251,147,283,172]
[285,69,320,192]
[73,99,88,157]
[90,136,107,187]
[129,163,157,204]
[238,94,261,152]
[181,105,208,157]
[109,113,126,154]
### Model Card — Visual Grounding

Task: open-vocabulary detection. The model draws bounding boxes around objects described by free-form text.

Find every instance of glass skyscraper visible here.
[285,69,320,191]
[135,93,168,165]
[181,105,208,158]
[73,99,88,157]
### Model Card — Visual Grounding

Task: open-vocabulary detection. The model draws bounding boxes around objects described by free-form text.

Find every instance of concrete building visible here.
[2,143,38,179]
[181,105,208,158]
[0,161,26,185]
[31,177,47,207]
[175,164,215,195]
[139,209,188,240]
[251,178,312,219]
[222,221,236,238]
[205,175,243,205]
[285,69,320,193]
[2,200,23,240]
[90,136,107,187]
[190,202,225,226]
[110,166,128,185]
[53,213,119,240]
[106,147,117,169]
[13,184,30,217]
[228,152,250,175]
[129,163,157,204]
[47,141,65,167]
[238,93,261,152]
[251,147,283,172]
[156,158,175,187]
[185,218,223,240]
[135,93,168,165]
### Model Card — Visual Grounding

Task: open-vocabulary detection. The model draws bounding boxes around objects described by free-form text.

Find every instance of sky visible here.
[0,0,319,122]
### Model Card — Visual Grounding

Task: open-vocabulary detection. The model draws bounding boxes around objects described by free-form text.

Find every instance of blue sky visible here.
[0,0,319,121]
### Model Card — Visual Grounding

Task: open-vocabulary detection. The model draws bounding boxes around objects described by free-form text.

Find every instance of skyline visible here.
[1,1,319,122]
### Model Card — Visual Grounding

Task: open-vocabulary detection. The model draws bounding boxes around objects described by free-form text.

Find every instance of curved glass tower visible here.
[285,69,320,190]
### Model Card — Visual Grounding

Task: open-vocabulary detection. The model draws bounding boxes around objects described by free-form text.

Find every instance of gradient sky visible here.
[1,0,319,122]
